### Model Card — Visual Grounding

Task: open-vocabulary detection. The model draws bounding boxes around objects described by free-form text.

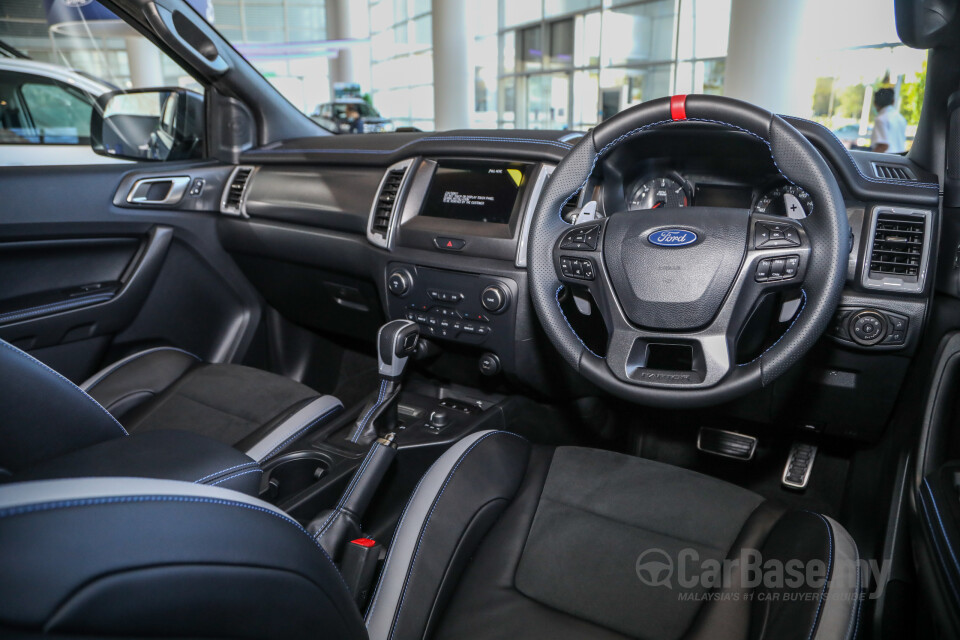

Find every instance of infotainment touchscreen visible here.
[420,160,530,225]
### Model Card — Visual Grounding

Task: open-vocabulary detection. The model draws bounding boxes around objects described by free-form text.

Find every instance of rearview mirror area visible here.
[91,88,204,162]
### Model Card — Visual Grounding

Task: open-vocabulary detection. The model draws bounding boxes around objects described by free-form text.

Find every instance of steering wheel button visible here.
[784,227,800,245]
[784,256,799,277]
[769,258,786,278]
[755,259,771,280]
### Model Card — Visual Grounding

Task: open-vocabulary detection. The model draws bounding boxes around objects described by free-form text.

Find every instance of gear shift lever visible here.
[347,319,418,445]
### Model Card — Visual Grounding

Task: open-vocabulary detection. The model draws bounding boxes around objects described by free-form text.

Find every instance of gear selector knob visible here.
[378,319,419,379]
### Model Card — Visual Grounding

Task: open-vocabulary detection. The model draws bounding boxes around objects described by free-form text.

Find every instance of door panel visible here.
[0,161,261,382]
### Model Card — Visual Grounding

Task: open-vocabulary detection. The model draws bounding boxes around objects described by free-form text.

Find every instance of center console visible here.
[367,156,555,373]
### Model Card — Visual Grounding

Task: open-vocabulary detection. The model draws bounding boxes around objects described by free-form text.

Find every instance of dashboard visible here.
[208,118,940,440]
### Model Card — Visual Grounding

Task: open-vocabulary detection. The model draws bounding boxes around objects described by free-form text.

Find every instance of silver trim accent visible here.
[871,161,917,181]
[367,158,415,250]
[782,443,817,490]
[861,206,931,294]
[126,176,190,205]
[245,395,343,462]
[515,163,555,268]
[220,165,258,217]
[696,427,758,461]
[365,430,497,636]
[0,477,287,517]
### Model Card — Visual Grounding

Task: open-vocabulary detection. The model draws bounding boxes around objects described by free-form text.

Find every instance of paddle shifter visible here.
[346,319,419,446]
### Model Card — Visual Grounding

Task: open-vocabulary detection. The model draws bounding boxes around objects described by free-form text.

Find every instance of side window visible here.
[0,0,203,166]
[19,81,93,144]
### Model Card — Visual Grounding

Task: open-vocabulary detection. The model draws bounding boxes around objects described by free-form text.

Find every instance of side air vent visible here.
[221,165,256,216]
[367,159,413,249]
[863,207,931,293]
[872,162,916,181]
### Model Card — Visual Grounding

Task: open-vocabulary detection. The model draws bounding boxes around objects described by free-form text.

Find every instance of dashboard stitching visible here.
[556,117,792,225]
[737,289,807,367]
[255,136,573,156]
[556,286,603,359]
[782,115,940,189]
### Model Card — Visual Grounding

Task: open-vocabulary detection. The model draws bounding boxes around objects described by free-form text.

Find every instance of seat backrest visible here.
[0,477,367,639]
[0,339,127,472]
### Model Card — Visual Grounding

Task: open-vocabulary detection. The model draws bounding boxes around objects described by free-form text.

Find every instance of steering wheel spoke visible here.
[529,95,848,408]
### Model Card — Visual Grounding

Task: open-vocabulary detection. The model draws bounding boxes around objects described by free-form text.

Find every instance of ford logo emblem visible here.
[648,229,698,247]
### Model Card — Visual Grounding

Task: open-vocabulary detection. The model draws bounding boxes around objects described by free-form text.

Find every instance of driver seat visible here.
[0,430,860,640]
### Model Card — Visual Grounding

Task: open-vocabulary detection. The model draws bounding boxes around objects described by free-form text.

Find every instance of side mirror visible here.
[91,88,204,161]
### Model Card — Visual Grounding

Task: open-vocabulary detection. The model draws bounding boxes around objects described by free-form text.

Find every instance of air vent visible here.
[367,159,413,249]
[221,166,255,215]
[869,212,925,278]
[872,162,916,181]
[863,208,931,293]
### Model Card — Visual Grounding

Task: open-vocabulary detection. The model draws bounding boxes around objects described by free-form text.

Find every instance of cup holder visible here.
[260,451,332,503]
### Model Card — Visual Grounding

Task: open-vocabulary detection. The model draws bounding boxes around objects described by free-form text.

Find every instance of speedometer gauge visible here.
[754,184,813,219]
[628,176,689,210]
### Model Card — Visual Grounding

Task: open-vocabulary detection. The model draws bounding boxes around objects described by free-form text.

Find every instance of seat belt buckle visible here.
[341,537,384,608]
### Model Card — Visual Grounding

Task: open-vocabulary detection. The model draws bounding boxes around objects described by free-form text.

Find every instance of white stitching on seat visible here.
[194,461,260,485]
[209,468,263,487]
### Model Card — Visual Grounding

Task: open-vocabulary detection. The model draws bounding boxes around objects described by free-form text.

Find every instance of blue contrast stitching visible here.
[922,479,960,584]
[385,431,527,640]
[365,464,430,623]
[556,117,792,226]
[315,444,381,540]
[781,115,939,189]
[254,136,572,157]
[209,468,263,487]
[847,555,861,640]
[737,289,807,366]
[350,379,388,443]
[260,406,342,462]
[0,339,128,436]
[0,293,114,324]
[803,511,834,640]
[918,484,960,603]
[0,493,350,591]
[555,286,602,359]
[194,461,260,484]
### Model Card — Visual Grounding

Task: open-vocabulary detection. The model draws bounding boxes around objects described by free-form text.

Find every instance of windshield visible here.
[0,0,926,152]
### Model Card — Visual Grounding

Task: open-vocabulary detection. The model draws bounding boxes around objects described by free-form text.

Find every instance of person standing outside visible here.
[870,88,907,153]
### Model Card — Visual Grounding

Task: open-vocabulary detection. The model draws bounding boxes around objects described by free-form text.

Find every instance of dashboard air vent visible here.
[868,211,925,279]
[373,168,406,235]
[367,159,413,249]
[872,162,916,181]
[221,166,255,215]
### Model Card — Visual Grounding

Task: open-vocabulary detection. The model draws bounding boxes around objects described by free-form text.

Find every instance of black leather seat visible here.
[0,430,861,640]
[0,339,342,490]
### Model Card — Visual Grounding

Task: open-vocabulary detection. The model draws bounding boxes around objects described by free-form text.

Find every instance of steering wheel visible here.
[527,95,849,408]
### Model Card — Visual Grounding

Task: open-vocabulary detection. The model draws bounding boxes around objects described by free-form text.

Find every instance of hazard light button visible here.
[434,237,466,251]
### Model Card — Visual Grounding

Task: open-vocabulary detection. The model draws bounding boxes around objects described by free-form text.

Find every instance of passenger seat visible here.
[0,340,342,490]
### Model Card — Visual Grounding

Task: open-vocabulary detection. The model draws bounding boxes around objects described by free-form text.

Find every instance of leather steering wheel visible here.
[527,95,849,408]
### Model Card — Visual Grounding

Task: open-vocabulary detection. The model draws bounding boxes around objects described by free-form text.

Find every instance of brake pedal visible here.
[782,443,817,490]
[697,427,757,461]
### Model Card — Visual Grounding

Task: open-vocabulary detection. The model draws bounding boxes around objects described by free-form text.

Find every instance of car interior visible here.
[5,0,960,639]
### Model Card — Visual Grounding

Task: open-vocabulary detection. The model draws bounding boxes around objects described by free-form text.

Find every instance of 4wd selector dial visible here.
[849,310,887,346]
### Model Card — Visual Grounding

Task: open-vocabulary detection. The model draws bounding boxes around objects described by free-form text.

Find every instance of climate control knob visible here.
[387,269,413,297]
[481,285,508,313]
